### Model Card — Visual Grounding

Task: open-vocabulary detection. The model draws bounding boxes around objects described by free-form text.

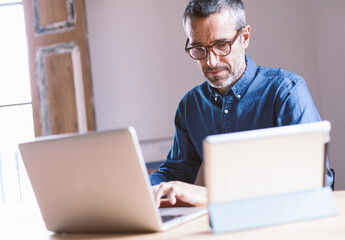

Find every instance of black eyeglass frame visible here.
[185,28,243,60]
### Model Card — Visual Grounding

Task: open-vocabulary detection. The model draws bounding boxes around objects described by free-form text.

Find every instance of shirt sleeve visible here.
[275,79,321,125]
[149,99,202,186]
[274,76,334,187]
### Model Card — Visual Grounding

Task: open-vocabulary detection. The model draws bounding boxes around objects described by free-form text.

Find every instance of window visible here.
[0,1,36,207]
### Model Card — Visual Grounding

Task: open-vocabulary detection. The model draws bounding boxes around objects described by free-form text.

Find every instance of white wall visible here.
[85,0,345,190]
[310,0,345,190]
[84,0,198,141]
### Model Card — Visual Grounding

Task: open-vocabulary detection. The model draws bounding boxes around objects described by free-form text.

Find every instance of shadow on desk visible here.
[50,233,135,240]
[50,234,113,240]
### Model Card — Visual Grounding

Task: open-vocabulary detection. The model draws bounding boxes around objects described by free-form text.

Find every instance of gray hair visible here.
[183,0,246,31]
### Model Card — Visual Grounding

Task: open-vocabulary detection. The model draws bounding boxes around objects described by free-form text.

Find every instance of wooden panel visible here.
[33,0,76,35]
[35,42,86,135]
[45,53,78,134]
[38,0,68,26]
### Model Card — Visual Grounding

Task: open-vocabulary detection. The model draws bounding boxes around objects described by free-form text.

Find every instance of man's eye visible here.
[191,47,206,55]
[214,43,229,51]
[193,47,205,52]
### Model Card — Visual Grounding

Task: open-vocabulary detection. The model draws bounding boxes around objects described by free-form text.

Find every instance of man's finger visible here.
[154,182,170,208]
[166,186,177,205]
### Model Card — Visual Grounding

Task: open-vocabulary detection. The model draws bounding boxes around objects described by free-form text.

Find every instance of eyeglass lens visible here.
[190,43,231,60]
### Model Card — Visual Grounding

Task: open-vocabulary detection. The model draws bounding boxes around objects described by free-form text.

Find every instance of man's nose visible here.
[207,50,219,68]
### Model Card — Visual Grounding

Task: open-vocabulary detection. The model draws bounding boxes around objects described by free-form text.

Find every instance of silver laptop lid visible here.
[203,121,331,204]
[19,127,162,233]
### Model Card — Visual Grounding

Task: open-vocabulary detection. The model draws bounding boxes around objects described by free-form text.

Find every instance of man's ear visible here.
[241,25,251,49]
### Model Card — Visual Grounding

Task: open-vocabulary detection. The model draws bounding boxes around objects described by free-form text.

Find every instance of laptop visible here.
[18,127,207,233]
[203,120,331,204]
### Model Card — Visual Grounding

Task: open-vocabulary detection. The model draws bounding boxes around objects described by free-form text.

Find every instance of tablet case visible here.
[208,187,338,233]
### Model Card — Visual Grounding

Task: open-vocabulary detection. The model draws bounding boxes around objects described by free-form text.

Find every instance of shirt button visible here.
[237,94,241,98]
[224,109,229,114]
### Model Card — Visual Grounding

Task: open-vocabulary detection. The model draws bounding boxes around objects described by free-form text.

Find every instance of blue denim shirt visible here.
[150,56,333,186]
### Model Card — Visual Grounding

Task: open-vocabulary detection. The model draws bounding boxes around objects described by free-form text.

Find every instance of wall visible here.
[84,0,198,141]
[84,0,345,190]
[311,0,345,190]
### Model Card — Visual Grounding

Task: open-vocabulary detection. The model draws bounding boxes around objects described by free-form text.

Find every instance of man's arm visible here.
[275,79,321,125]
[149,99,202,185]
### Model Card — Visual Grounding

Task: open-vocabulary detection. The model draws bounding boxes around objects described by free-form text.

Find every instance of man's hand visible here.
[151,181,207,208]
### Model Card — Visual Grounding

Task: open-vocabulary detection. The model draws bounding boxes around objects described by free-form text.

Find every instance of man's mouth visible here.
[209,69,225,76]
[204,66,229,76]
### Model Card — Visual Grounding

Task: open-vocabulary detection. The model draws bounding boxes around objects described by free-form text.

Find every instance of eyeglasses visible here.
[185,29,243,60]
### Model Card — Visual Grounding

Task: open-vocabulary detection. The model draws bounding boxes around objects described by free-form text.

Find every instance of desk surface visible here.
[1,191,345,240]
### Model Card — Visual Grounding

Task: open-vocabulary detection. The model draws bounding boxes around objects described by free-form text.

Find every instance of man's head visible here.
[183,0,251,95]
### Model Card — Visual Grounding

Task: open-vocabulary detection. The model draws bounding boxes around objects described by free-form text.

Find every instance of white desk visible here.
[1,191,345,240]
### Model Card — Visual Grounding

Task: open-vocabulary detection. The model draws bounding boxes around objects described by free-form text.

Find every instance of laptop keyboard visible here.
[161,214,183,223]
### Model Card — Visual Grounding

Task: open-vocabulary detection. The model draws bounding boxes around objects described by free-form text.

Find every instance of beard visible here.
[202,57,245,89]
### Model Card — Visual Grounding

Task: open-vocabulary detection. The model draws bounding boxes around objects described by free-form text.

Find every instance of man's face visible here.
[185,11,250,93]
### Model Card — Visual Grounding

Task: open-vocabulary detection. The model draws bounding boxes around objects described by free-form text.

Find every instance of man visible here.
[150,0,333,207]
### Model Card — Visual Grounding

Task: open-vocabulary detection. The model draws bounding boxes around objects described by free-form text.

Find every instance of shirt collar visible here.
[207,55,257,100]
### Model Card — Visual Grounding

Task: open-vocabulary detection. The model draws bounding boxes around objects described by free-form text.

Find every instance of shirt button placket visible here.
[222,96,232,132]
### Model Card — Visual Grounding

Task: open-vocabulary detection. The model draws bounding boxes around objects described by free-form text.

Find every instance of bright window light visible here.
[0,1,22,5]
[0,2,36,209]
[0,4,31,106]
